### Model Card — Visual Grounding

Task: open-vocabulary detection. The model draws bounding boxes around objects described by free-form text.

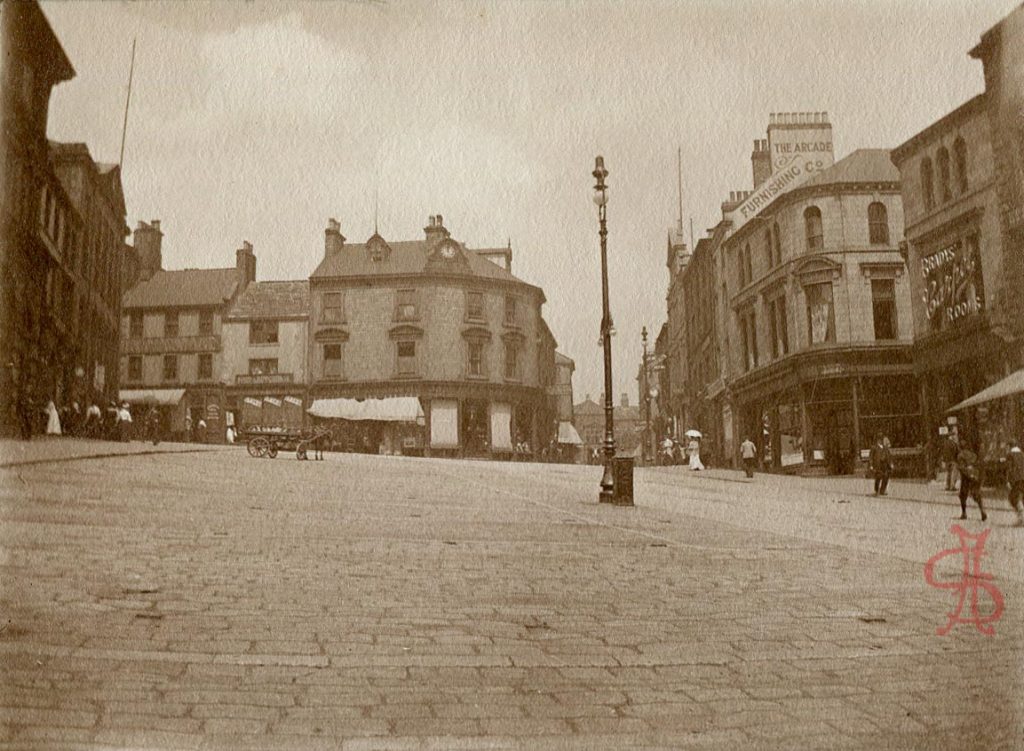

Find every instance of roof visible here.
[800,149,900,189]
[123,268,240,309]
[12,2,75,84]
[891,94,988,164]
[225,280,309,320]
[573,398,603,415]
[311,238,531,287]
[555,352,575,367]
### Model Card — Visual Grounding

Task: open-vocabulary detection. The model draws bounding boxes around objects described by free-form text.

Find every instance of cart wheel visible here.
[254,437,270,458]
[267,443,278,459]
[246,438,260,457]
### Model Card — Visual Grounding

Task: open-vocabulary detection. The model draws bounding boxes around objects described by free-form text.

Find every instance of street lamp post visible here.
[641,326,651,465]
[593,156,616,503]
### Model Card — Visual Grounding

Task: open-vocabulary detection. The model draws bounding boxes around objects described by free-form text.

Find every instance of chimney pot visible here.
[436,214,443,226]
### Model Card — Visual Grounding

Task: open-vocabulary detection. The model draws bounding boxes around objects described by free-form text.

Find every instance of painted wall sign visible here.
[922,235,984,331]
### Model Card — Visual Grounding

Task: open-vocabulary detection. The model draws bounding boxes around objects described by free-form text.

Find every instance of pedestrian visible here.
[869,433,892,496]
[84,402,101,438]
[117,403,133,442]
[16,387,34,441]
[956,445,986,521]
[145,407,161,445]
[940,432,959,491]
[45,399,62,436]
[687,437,704,471]
[740,436,757,478]
[197,417,208,444]
[1004,439,1024,527]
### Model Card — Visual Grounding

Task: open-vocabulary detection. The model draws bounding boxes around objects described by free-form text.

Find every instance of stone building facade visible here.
[307,215,558,458]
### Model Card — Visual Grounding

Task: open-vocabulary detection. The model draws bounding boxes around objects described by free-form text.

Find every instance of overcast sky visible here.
[43,0,1018,405]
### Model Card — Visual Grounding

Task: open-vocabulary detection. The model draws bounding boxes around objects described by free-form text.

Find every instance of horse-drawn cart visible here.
[243,427,331,460]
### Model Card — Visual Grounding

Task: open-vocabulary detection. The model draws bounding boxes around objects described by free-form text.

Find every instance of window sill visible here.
[503,377,523,384]
[465,374,488,381]
[394,373,422,380]
[248,341,279,347]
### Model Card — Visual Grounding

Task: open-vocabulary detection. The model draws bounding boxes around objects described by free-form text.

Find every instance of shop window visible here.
[468,340,485,377]
[249,319,278,344]
[249,358,278,375]
[198,310,214,336]
[198,353,213,380]
[937,146,951,202]
[129,311,143,338]
[162,354,177,382]
[921,157,934,210]
[871,278,897,340]
[395,289,419,321]
[804,206,823,251]
[504,340,521,380]
[323,343,343,378]
[322,291,344,323]
[164,311,179,338]
[466,291,485,321]
[127,356,142,382]
[397,340,417,375]
[868,202,889,245]
[954,137,968,194]
[805,282,836,344]
[504,295,519,327]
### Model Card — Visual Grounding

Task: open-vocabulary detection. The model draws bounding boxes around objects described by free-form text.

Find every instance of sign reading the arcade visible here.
[922,235,985,331]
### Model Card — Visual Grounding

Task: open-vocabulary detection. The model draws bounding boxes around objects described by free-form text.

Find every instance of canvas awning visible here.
[119,388,185,406]
[948,368,1024,412]
[307,396,424,423]
[557,421,583,445]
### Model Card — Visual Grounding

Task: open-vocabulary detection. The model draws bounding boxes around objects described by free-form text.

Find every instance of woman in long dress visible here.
[45,400,62,435]
[687,438,704,471]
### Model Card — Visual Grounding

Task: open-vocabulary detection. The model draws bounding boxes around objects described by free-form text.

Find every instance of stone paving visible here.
[0,444,1021,749]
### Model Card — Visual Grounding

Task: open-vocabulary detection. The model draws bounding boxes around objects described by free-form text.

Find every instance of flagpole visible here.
[119,37,137,169]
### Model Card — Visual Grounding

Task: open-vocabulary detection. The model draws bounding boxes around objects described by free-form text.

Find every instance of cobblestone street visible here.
[1,442,1022,749]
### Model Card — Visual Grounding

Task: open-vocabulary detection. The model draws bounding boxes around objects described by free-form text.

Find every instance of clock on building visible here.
[440,241,458,259]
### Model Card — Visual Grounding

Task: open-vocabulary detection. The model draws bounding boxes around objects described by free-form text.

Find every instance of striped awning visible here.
[557,421,583,445]
[307,397,424,423]
[119,388,185,406]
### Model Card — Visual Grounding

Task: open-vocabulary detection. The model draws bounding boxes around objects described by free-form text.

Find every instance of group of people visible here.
[933,433,1024,526]
[13,396,167,445]
[659,435,705,470]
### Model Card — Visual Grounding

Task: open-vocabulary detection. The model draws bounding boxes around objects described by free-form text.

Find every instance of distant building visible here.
[307,215,557,458]
[220,280,309,432]
[120,226,256,439]
[1,1,76,433]
[573,393,642,460]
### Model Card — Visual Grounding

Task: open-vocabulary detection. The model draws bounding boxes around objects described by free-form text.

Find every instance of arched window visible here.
[954,137,968,194]
[921,157,934,211]
[764,229,773,269]
[772,222,782,266]
[937,147,951,202]
[804,206,823,251]
[868,202,889,245]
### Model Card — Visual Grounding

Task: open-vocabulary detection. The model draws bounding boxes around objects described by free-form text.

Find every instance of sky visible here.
[42,0,1019,404]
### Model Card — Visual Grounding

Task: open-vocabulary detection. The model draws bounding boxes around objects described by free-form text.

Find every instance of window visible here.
[128,356,142,382]
[323,343,343,378]
[164,311,179,338]
[504,340,521,380]
[921,157,934,211]
[937,147,951,202]
[953,137,968,194]
[395,289,419,321]
[768,296,789,359]
[468,341,485,377]
[804,206,823,251]
[764,229,773,269]
[772,222,782,266]
[249,320,279,344]
[397,341,417,375]
[739,310,758,371]
[805,282,836,344]
[248,358,278,375]
[129,311,143,338]
[162,354,177,381]
[504,296,519,326]
[737,245,746,287]
[198,353,213,380]
[871,279,898,340]
[322,291,344,323]
[467,291,485,321]
[198,311,213,336]
[868,202,890,245]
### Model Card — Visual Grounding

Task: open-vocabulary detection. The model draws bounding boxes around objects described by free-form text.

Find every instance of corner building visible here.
[307,215,556,458]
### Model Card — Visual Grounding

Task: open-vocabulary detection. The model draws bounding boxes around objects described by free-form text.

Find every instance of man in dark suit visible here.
[869,434,892,496]
[956,445,986,521]
[1004,439,1024,527]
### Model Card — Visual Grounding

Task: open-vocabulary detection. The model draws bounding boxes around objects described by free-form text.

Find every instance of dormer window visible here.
[367,234,390,262]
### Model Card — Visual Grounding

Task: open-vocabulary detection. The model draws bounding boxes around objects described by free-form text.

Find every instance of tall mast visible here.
[118,37,137,169]
[676,146,683,234]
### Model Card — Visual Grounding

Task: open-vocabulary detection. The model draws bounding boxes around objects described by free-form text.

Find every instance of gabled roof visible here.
[225,280,309,320]
[123,268,239,309]
[800,148,899,189]
[573,398,604,415]
[311,238,531,287]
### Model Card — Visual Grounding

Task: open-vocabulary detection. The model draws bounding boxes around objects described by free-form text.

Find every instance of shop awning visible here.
[119,388,185,406]
[948,368,1024,412]
[307,396,425,423]
[557,421,583,445]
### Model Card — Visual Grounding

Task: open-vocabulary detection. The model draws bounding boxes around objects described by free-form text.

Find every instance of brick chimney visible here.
[236,241,256,288]
[133,220,163,282]
[325,218,345,258]
[424,214,450,247]
[751,139,771,187]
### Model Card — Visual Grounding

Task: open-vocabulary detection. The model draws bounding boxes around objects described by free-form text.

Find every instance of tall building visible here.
[119,226,256,440]
[0,1,75,433]
[307,215,558,458]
